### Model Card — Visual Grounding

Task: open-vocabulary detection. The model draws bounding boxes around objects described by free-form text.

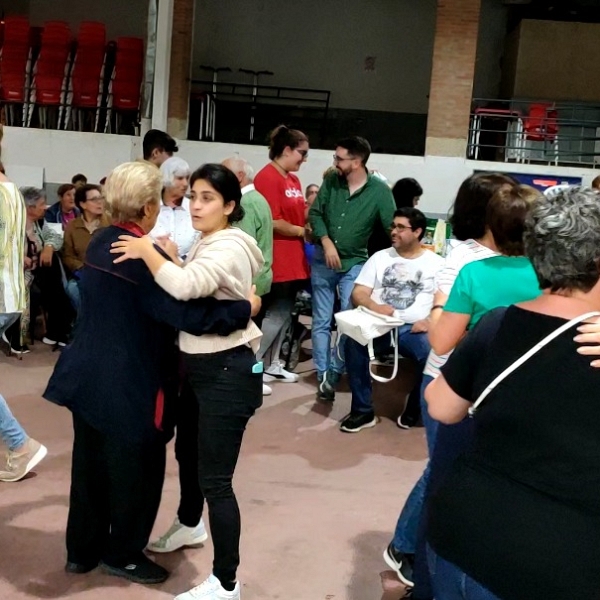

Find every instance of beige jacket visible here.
[155,227,264,354]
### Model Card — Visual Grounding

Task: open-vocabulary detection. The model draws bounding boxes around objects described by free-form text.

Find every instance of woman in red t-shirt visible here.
[254,125,309,386]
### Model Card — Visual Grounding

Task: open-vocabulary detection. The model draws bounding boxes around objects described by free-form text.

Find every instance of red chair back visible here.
[524,103,559,142]
[0,16,31,103]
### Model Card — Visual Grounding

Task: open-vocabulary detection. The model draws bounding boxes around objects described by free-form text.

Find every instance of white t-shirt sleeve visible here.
[354,253,381,289]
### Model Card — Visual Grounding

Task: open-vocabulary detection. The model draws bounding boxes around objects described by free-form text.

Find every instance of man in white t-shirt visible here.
[340,208,443,433]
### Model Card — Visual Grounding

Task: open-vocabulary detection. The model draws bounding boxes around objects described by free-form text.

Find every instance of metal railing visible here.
[188,78,331,146]
[468,98,600,166]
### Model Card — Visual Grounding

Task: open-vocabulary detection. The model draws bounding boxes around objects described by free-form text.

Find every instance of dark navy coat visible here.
[44,225,250,444]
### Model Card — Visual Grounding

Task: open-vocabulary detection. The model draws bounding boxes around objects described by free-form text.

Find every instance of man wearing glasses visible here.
[308,136,396,401]
[340,208,443,433]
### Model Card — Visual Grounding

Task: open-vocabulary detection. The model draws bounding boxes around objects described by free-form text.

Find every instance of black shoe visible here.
[340,411,377,433]
[65,561,98,574]
[2,332,31,355]
[383,543,415,587]
[317,370,341,402]
[100,555,169,584]
[397,412,418,430]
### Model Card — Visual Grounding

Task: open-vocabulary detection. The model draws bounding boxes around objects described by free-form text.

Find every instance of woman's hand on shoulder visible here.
[574,317,600,368]
[110,235,154,264]
[155,236,180,263]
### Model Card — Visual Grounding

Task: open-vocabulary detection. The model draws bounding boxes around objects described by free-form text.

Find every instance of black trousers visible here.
[66,413,166,566]
[34,254,75,342]
[179,345,262,587]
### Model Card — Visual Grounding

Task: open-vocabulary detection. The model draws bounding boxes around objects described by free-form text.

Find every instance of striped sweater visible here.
[423,239,496,379]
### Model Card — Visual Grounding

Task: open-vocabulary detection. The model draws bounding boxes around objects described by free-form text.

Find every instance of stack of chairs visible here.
[0,16,32,126]
[65,21,107,132]
[27,21,72,129]
[105,37,144,134]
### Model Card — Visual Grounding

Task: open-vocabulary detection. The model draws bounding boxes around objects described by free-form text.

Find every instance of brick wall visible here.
[426,0,481,157]
[167,0,194,138]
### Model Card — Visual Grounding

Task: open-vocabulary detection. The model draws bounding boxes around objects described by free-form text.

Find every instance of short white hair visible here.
[160,156,191,188]
[223,156,254,182]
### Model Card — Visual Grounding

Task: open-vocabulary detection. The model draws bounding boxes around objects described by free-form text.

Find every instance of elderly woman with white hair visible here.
[150,155,198,258]
[424,186,600,600]
[43,161,258,586]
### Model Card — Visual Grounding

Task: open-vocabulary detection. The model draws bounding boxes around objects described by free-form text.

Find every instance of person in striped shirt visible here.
[383,172,517,595]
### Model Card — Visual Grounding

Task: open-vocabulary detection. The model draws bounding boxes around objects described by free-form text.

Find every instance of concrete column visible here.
[166,0,195,139]
[152,0,174,132]
[425,0,481,157]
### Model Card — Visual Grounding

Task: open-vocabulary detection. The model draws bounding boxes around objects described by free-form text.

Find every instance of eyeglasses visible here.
[333,154,353,163]
[87,196,105,202]
[295,149,309,158]
[390,224,414,232]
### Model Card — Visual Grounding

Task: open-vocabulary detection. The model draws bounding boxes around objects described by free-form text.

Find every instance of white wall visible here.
[193,0,437,113]
[3,127,598,215]
[28,0,148,39]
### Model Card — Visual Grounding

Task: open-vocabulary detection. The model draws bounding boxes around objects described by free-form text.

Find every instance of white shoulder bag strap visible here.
[369,329,400,383]
[469,311,600,416]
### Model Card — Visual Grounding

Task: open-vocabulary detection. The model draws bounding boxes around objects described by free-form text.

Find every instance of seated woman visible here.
[425,186,600,600]
[44,161,258,586]
[3,186,74,351]
[62,184,110,311]
[111,164,264,600]
[45,183,79,229]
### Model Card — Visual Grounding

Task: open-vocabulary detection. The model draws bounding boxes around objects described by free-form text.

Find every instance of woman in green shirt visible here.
[429,185,542,356]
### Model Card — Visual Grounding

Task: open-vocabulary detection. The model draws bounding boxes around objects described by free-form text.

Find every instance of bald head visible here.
[222,156,254,189]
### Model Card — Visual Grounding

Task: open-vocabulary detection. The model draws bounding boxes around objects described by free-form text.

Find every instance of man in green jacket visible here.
[308,137,395,401]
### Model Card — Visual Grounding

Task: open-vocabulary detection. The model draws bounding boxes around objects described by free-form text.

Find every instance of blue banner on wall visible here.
[505,173,582,192]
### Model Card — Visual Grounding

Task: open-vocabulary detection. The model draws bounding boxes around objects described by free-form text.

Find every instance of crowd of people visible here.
[3,120,600,600]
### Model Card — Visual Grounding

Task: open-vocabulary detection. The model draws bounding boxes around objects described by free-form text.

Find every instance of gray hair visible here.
[524,186,600,292]
[223,156,254,182]
[160,156,190,188]
[20,186,46,207]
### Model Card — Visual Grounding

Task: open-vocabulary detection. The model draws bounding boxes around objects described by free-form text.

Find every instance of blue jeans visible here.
[427,547,501,600]
[0,313,27,450]
[392,374,438,554]
[0,394,27,451]
[66,279,81,312]
[310,248,363,376]
[345,325,430,415]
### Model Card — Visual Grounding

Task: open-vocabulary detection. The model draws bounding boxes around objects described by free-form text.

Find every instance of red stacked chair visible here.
[106,37,144,133]
[29,21,72,128]
[0,16,31,125]
[523,103,560,164]
[67,21,107,131]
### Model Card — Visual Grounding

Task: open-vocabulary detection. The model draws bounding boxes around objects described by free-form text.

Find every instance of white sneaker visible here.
[263,360,299,383]
[175,574,240,600]
[147,517,208,553]
[262,384,272,396]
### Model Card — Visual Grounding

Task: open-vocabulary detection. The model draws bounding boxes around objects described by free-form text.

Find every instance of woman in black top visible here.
[424,186,600,600]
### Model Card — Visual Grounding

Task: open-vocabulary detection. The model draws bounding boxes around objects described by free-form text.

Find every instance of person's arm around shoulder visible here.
[428,265,473,355]
[573,316,600,368]
[136,262,260,336]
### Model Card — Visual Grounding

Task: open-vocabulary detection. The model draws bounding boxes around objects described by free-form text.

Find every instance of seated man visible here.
[340,207,443,433]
